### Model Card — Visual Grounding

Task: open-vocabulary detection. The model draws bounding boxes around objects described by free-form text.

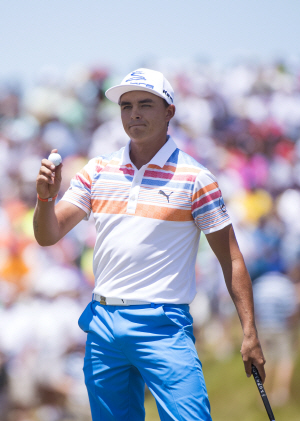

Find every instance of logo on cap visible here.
[163,89,173,103]
[126,71,146,83]
[125,71,154,89]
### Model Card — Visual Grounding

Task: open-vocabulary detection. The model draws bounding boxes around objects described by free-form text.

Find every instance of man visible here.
[34,68,266,421]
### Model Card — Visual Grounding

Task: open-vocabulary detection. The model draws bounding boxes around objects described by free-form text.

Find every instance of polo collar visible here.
[121,136,177,168]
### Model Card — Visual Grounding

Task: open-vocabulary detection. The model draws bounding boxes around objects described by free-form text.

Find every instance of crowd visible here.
[0,58,300,420]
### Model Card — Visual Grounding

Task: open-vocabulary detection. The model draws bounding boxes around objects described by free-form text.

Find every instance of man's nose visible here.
[131,106,141,119]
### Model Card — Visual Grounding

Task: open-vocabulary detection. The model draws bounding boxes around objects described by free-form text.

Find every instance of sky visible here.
[1,0,300,85]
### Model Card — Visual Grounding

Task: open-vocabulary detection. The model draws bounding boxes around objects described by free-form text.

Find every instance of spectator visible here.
[253,271,299,406]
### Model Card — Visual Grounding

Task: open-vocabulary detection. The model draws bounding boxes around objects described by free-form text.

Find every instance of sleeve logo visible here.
[219,196,227,213]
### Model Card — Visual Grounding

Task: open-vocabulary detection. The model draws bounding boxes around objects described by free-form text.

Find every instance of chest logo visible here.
[158,190,173,203]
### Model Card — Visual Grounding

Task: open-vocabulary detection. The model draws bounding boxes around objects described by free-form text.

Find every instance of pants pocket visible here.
[160,305,193,328]
[78,302,93,332]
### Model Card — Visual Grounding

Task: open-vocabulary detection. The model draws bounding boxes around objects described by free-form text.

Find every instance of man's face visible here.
[119,90,175,144]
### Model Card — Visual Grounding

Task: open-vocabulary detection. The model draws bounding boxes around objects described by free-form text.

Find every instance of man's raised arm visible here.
[33,149,87,246]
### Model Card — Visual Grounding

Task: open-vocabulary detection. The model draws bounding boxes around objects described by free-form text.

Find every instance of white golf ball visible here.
[48,153,62,166]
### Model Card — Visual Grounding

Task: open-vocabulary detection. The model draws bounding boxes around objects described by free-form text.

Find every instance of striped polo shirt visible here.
[62,136,231,304]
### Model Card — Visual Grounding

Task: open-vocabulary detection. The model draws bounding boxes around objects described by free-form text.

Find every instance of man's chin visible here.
[128,127,147,138]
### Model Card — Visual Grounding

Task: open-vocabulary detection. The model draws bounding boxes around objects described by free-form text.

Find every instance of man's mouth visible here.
[129,123,146,128]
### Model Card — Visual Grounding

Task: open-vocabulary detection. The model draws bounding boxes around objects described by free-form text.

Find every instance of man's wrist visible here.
[37,193,58,202]
[243,326,258,338]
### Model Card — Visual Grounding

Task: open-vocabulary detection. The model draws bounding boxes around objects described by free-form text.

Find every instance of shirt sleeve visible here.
[60,159,96,220]
[191,169,231,234]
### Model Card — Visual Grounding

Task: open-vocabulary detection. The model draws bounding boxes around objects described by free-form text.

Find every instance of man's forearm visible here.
[34,199,87,247]
[206,224,266,380]
[33,200,61,246]
[222,254,257,335]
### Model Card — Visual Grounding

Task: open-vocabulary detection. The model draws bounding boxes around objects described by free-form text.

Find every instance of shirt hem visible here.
[60,198,91,220]
[201,219,232,235]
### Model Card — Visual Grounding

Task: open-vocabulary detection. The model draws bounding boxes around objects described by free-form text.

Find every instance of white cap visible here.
[105,68,174,105]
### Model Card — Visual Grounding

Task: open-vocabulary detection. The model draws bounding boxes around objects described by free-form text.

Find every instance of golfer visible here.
[34,68,266,421]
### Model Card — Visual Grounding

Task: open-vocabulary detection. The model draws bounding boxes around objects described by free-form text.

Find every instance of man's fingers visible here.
[39,164,55,176]
[41,158,56,170]
[54,162,63,174]
[256,362,266,383]
[39,158,62,180]
[242,355,266,383]
[37,174,54,185]
[39,166,55,183]
[243,358,252,378]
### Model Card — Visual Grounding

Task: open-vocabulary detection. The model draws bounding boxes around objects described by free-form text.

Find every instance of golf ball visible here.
[48,153,62,166]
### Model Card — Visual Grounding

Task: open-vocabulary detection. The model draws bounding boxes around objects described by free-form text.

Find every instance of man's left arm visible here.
[205,224,266,382]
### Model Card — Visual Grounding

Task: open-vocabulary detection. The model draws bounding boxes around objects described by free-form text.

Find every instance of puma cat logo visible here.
[158,190,173,203]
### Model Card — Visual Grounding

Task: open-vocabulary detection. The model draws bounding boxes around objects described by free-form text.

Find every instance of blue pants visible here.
[78,301,212,421]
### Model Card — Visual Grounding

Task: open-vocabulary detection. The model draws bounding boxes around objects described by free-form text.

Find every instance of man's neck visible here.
[130,135,168,170]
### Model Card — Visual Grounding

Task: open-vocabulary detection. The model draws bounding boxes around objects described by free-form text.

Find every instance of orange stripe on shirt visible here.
[109,159,122,167]
[92,199,128,215]
[135,203,193,222]
[192,182,219,201]
[171,166,202,174]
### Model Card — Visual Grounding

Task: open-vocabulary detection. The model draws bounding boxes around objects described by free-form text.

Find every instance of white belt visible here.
[93,293,149,306]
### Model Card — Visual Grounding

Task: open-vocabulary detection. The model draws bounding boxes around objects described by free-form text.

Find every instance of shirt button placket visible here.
[126,166,146,214]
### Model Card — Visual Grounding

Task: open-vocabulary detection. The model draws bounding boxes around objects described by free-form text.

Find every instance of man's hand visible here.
[34,148,86,246]
[241,333,266,383]
[36,148,62,199]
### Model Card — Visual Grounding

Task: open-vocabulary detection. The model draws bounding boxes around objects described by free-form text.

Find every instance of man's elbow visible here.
[34,234,59,247]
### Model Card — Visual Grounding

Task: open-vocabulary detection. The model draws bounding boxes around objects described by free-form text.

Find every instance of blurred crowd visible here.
[0,58,300,420]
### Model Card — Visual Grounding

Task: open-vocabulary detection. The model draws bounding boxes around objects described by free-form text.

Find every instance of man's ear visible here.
[166,104,176,122]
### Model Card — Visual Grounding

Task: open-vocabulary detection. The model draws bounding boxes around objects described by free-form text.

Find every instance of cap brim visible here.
[105,84,168,104]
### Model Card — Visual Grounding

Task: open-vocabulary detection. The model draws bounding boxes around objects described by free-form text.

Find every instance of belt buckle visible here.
[100,296,106,305]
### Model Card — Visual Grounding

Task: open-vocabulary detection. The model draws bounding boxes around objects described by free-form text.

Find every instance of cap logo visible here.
[125,71,147,83]
[163,89,173,103]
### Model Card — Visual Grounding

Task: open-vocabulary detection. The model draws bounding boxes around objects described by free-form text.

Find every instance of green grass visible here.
[145,350,300,420]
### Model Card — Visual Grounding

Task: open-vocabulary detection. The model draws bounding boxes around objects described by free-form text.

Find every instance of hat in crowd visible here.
[105,68,174,105]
